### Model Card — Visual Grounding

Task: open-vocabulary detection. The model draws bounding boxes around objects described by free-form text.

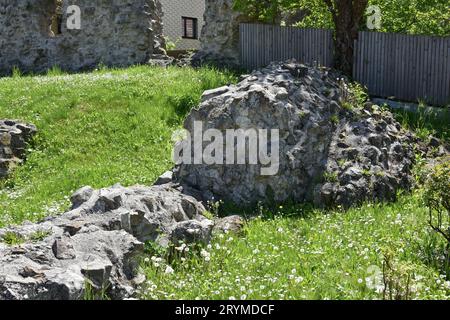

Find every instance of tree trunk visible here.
[324,0,369,76]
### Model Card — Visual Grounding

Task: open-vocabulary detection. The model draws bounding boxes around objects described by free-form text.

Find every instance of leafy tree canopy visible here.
[233,0,450,36]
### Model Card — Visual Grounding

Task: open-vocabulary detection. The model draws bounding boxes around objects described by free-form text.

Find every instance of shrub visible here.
[382,248,415,300]
[423,158,450,276]
[424,159,450,244]
[338,79,369,110]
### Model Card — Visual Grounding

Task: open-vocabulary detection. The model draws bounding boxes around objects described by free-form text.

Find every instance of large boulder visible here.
[0,184,212,300]
[173,61,417,208]
[0,120,37,178]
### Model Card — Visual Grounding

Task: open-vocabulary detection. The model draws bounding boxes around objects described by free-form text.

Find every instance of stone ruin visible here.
[0,0,166,75]
[1,60,449,299]
[0,120,37,179]
[173,61,420,208]
[0,184,217,299]
[192,0,253,68]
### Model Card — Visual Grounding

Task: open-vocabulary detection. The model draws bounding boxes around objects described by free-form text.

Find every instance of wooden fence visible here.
[354,31,450,106]
[239,23,334,70]
[239,23,450,106]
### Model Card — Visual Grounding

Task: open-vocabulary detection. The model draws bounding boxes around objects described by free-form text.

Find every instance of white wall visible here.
[159,0,205,51]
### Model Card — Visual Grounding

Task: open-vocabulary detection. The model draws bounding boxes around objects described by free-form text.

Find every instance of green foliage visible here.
[424,159,450,244]
[339,79,370,110]
[47,66,64,77]
[1,230,51,245]
[11,66,22,78]
[392,107,450,142]
[330,114,339,124]
[1,231,25,246]
[424,160,450,213]
[368,0,450,36]
[83,281,110,301]
[323,171,338,183]
[382,247,415,300]
[234,0,449,36]
[164,36,181,51]
[206,199,224,218]
[233,0,296,23]
[293,0,334,29]
[29,230,52,242]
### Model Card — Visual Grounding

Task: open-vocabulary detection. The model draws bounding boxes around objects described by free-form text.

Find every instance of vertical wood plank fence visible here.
[240,23,450,106]
[354,31,450,106]
[239,23,334,70]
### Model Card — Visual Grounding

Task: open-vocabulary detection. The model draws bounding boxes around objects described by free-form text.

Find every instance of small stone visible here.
[429,137,440,148]
[70,186,94,209]
[213,216,245,234]
[52,237,76,260]
[170,220,214,245]
[63,221,86,236]
[80,260,113,289]
[0,120,37,179]
[19,266,44,279]
[154,171,173,185]
[201,86,230,101]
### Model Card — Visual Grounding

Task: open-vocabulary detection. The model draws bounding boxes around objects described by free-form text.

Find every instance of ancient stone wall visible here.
[192,0,253,68]
[0,0,165,75]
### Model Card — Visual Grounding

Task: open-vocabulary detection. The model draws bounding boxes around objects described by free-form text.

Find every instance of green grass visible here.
[1,231,26,246]
[139,192,450,300]
[391,106,450,142]
[1,66,449,300]
[0,65,237,226]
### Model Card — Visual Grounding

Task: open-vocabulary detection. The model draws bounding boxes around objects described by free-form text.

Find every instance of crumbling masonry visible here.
[0,0,166,74]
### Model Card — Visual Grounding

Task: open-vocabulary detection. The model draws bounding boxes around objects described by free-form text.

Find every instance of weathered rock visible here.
[213,216,245,234]
[154,171,174,186]
[0,120,37,178]
[0,184,212,300]
[70,186,94,209]
[174,61,417,208]
[0,0,166,75]
[192,0,254,68]
[415,135,450,160]
[170,220,214,245]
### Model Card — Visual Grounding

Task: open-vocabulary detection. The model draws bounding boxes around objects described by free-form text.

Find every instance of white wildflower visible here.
[165,266,174,274]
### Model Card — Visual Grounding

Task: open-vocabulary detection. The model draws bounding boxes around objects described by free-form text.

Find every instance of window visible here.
[182,17,198,39]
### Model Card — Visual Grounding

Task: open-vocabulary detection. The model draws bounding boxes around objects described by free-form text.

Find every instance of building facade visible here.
[159,0,205,51]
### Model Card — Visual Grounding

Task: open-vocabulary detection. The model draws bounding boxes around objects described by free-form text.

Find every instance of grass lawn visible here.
[0,66,236,226]
[0,66,449,300]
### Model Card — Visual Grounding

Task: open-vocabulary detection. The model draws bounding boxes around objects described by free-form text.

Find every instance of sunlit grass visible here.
[0,65,237,226]
[1,65,449,300]
[139,191,450,300]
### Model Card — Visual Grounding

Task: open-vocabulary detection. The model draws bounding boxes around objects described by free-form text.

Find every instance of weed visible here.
[1,231,25,246]
[29,230,52,242]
